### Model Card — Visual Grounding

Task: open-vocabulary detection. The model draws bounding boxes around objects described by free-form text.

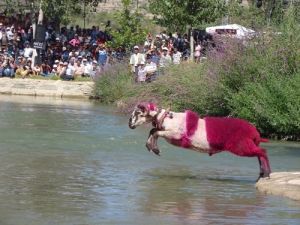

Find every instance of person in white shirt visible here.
[159,47,172,74]
[64,59,75,80]
[172,48,182,65]
[89,60,100,79]
[137,62,147,83]
[82,58,93,77]
[145,55,157,82]
[129,45,145,82]
[23,42,33,59]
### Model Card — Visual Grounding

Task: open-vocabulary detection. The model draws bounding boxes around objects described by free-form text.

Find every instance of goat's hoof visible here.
[146,143,151,152]
[152,148,160,156]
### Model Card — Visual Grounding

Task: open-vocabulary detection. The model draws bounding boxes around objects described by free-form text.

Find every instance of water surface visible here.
[0,95,299,225]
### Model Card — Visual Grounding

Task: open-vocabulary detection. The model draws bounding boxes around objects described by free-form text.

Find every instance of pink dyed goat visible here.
[128,103,271,180]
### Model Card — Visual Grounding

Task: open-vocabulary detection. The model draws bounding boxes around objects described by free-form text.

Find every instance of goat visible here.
[128,103,271,181]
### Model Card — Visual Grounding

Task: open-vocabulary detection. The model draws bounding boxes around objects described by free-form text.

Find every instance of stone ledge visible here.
[256,172,300,201]
[0,78,94,99]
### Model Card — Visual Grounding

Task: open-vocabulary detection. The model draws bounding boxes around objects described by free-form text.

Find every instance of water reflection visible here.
[138,167,269,224]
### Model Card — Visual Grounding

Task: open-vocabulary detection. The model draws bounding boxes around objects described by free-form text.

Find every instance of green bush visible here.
[228,73,300,139]
[93,63,133,104]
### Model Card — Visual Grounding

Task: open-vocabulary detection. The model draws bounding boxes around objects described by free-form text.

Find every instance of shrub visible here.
[228,73,300,140]
[93,63,133,104]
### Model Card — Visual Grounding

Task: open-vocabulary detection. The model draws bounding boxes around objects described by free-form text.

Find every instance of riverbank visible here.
[0,78,94,99]
[256,172,300,201]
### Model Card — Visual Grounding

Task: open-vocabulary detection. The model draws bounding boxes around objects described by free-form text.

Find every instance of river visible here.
[0,95,299,225]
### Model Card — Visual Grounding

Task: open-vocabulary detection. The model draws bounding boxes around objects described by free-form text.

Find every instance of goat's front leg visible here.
[146,128,159,154]
[146,129,179,156]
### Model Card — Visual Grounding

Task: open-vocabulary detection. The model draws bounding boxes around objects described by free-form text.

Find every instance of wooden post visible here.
[190,27,194,62]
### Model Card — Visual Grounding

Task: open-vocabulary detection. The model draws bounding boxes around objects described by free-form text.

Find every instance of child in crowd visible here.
[137,62,147,83]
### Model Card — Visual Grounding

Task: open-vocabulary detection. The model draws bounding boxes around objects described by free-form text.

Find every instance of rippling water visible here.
[0,95,299,225]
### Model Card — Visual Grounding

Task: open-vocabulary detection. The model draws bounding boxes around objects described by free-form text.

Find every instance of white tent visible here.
[205,24,255,39]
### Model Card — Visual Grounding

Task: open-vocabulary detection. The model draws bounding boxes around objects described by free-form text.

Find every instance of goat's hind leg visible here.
[256,149,271,181]
[256,157,264,182]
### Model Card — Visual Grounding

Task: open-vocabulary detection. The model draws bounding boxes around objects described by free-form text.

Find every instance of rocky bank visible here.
[256,172,300,201]
[0,78,93,99]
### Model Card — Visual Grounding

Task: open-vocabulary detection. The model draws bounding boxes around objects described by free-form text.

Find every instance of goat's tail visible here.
[260,138,269,143]
[254,135,269,146]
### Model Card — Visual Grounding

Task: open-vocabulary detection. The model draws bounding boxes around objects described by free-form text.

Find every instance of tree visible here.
[107,0,147,49]
[2,0,106,26]
[149,0,226,32]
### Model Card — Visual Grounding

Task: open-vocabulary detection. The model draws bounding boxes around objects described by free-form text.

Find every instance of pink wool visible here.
[147,103,157,111]
[204,117,266,157]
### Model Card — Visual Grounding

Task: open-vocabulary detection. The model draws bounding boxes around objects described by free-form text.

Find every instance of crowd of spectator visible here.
[0,19,204,82]
[0,21,122,80]
[130,32,204,83]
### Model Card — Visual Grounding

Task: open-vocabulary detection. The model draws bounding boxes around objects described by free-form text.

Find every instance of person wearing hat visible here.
[51,64,59,76]
[82,58,92,77]
[159,47,172,74]
[88,60,100,79]
[129,45,145,82]
[63,59,75,80]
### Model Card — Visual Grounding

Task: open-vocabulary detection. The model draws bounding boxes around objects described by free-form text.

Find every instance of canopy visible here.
[205,24,255,39]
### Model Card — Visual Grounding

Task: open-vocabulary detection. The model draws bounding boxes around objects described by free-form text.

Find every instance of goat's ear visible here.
[148,110,157,117]
[137,104,147,113]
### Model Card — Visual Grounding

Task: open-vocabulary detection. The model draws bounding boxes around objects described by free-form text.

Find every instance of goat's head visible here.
[128,103,158,129]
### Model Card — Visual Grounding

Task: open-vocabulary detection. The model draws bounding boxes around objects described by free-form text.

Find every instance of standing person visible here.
[194,41,202,63]
[137,62,147,83]
[172,47,182,65]
[145,55,157,82]
[129,45,145,82]
[96,44,108,70]
[89,60,100,79]
[159,47,172,74]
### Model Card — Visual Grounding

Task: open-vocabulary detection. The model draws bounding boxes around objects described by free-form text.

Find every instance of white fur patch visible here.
[190,119,210,153]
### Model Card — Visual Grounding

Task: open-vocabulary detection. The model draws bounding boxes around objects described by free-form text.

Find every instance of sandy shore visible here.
[256,172,300,201]
[0,78,94,99]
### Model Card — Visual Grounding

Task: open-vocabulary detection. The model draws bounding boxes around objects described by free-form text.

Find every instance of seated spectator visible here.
[62,59,75,80]
[51,64,59,76]
[40,63,52,77]
[89,60,100,79]
[59,62,68,78]
[32,64,41,76]
[74,59,84,78]
[18,59,33,78]
[2,58,15,78]
[82,58,92,77]
[69,33,80,47]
